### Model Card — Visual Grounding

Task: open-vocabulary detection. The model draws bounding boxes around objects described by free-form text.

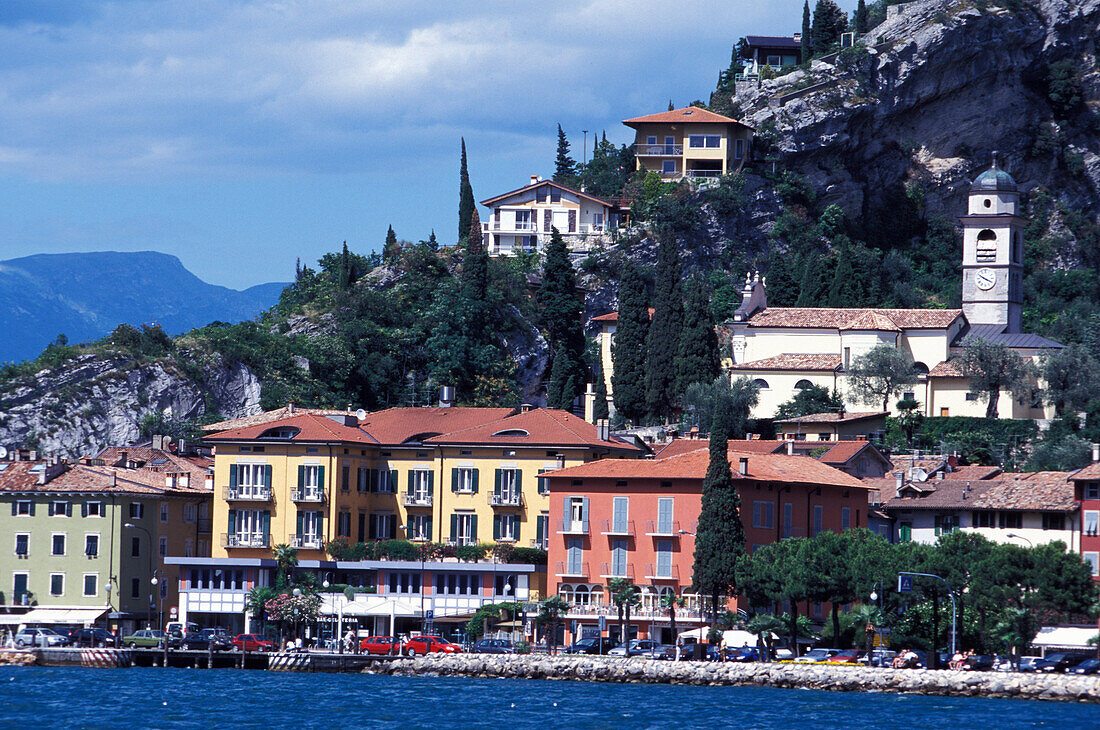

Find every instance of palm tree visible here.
[745,613,786,661]
[536,596,570,654]
[272,544,299,588]
[608,579,641,648]
[850,604,882,655]
[245,586,277,631]
[659,593,686,644]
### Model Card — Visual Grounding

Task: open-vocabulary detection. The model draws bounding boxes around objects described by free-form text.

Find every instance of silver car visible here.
[15,627,69,648]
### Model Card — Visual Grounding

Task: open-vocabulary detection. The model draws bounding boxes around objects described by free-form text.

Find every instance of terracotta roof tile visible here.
[818,441,887,465]
[206,413,379,444]
[591,308,654,323]
[202,407,349,432]
[883,480,993,510]
[948,465,1003,480]
[775,411,887,424]
[1071,462,1100,480]
[358,407,515,446]
[971,472,1076,512]
[424,408,641,452]
[730,353,842,371]
[747,307,962,330]
[623,106,749,127]
[928,359,966,377]
[840,311,901,332]
[0,461,198,496]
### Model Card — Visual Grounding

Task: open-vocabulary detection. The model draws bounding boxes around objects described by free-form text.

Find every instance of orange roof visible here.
[206,413,378,444]
[972,472,1076,512]
[425,408,640,452]
[747,308,962,330]
[1072,462,1100,480]
[731,354,842,371]
[928,359,966,378]
[623,106,750,127]
[545,446,867,489]
[202,406,349,432]
[948,465,1003,480]
[358,407,516,446]
[0,461,205,496]
[591,308,654,323]
[775,411,887,425]
[817,441,886,465]
[653,438,715,459]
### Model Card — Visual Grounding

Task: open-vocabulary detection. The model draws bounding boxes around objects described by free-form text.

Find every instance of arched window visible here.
[977,229,997,241]
[574,585,589,606]
[912,362,929,376]
[794,379,813,390]
[752,378,770,390]
[259,426,300,439]
[491,429,529,438]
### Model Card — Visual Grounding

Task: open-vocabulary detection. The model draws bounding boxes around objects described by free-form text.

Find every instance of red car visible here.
[360,635,402,655]
[825,649,863,664]
[402,635,463,656]
[231,633,274,652]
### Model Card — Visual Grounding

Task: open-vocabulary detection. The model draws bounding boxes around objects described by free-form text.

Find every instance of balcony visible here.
[555,561,590,578]
[557,518,589,535]
[564,603,706,622]
[645,520,681,537]
[489,492,523,508]
[492,221,536,232]
[290,487,325,503]
[601,519,635,536]
[634,143,682,156]
[599,563,635,580]
[402,492,433,507]
[529,538,548,550]
[223,485,271,502]
[291,534,324,550]
[645,564,680,581]
[684,169,722,179]
[222,533,269,549]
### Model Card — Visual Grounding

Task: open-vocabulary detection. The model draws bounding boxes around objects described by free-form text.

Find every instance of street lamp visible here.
[151,571,163,633]
[103,579,114,647]
[1006,533,1033,548]
[292,587,302,649]
[124,522,155,629]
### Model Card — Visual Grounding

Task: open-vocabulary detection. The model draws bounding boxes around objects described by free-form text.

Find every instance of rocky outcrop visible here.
[0,353,261,458]
[0,650,36,666]
[371,654,1100,702]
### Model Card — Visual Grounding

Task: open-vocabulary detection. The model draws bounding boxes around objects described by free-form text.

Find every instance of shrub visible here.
[456,543,492,562]
[506,547,548,565]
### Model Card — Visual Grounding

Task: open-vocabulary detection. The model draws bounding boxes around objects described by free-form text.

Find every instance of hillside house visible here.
[623,107,753,184]
[480,177,621,256]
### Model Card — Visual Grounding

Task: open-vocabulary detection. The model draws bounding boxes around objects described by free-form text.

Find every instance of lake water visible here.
[2,665,1096,728]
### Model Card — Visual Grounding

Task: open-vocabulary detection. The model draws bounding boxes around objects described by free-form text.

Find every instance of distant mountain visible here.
[0,251,288,363]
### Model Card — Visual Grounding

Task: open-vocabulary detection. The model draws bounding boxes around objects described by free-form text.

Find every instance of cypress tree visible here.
[801,1,812,61]
[645,236,684,420]
[553,124,577,184]
[383,225,398,263]
[854,0,868,35]
[592,360,610,421]
[611,262,649,424]
[459,138,475,244]
[462,207,488,302]
[546,350,566,410]
[691,398,746,626]
[767,254,801,307]
[338,241,351,289]
[796,252,831,307]
[539,227,585,410]
[668,99,675,111]
[676,276,720,395]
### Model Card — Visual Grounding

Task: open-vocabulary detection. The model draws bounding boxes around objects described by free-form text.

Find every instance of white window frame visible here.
[86,501,104,517]
[84,533,99,557]
[456,513,476,546]
[500,469,519,503]
[51,532,66,556]
[661,160,677,174]
[456,467,476,493]
[408,514,431,542]
[14,533,29,556]
[49,572,65,597]
[184,538,194,558]
[301,511,322,543]
[1084,552,1099,577]
[499,513,518,542]
[1085,484,1100,500]
[182,504,197,522]
[15,500,31,516]
[233,509,266,545]
[51,500,69,516]
[160,503,169,522]
[83,573,98,597]
[129,502,144,520]
[411,470,432,500]
[236,463,269,498]
[1084,510,1099,537]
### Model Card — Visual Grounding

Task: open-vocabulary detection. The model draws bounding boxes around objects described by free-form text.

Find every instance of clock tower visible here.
[960,153,1024,333]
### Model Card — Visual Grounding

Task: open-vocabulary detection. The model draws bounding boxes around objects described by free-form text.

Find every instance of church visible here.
[594,157,1064,422]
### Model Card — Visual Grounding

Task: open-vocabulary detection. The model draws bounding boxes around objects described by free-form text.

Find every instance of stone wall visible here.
[371,654,1100,703]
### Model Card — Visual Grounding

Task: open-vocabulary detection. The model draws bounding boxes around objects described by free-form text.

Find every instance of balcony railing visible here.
[599,563,635,580]
[684,169,722,179]
[291,534,323,550]
[492,221,536,232]
[222,533,269,549]
[564,603,707,622]
[402,492,433,507]
[196,518,213,534]
[489,492,523,508]
[557,519,589,535]
[290,487,325,503]
[645,520,681,537]
[634,143,682,156]
[645,564,680,580]
[601,519,635,536]
[555,561,589,578]
[223,485,271,502]
[530,538,549,550]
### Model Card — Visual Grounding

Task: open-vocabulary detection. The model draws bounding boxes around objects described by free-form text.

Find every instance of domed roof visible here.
[971,152,1017,192]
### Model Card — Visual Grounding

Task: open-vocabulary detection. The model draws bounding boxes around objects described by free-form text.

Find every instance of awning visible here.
[1031,626,1100,651]
[0,607,107,626]
[677,628,779,644]
[319,595,421,618]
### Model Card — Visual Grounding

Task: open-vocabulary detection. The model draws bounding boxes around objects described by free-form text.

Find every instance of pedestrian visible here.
[675,637,683,662]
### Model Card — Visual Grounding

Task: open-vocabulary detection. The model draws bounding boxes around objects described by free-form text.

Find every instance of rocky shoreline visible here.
[369,654,1100,702]
[0,649,36,666]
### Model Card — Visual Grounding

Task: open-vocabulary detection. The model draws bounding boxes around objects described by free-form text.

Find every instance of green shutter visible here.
[451,468,459,493]
[389,470,397,492]
[66,502,72,517]
[296,512,303,538]
[320,511,325,539]
[81,502,88,518]
[297,465,305,489]
[227,510,237,534]
[494,469,502,497]
[536,516,545,545]
[11,502,17,516]
[493,515,501,540]
[450,514,458,542]
[427,471,434,496]
[470,515,478,541]
[28,502,34,517]
[407,471,415,496]
[229,465,238,489]
[514,470,522,497]
[514,518,520,541]
[262,511,271,545]
[425,517,433,541]
[472,469,479,494]
[264,465,272,488]
[367,468,376,493]
[317,465,325,490]
[48,502,55,516]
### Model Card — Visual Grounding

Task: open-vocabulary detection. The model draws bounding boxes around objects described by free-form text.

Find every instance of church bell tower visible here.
[959,152,1024,333]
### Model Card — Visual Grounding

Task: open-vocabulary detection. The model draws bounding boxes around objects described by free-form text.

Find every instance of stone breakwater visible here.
[370,654,1100,702]
[0,649,36,666]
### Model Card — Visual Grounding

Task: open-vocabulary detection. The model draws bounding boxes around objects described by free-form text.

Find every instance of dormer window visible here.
[259,427,300,439]
[492,429,529,438]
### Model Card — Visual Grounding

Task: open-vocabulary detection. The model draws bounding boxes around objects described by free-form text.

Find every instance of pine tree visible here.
[691,399,746,625]
[854,0,868,35]
[539,227,585,410]
[427,229,438,251]
[459,138,475,244]
[812,0,848,56]
[676,276,720,395]
[645,236,684,420]
[462,207,488,302]
[801,1,812,61]
[827,242,856,306]
[338,241,352,289]
[592,360,610,421]
[611,262,650,424]
[553,124,577,184]
[383,225,398,263]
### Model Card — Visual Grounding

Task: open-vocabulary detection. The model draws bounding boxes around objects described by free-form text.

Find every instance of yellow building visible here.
[204,407,643,560]
[624,106,754,184]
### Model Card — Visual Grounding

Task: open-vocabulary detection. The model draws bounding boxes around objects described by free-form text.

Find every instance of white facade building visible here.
[481,177,620,256]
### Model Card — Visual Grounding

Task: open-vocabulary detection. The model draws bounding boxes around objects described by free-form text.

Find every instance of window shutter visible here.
[66,502,72,517]
[657,498,673,534]
[568,209,577,233]
[29,502,34,517]
[450,514,458,543]
[470,515,478,541]
[407,471,415,496]
[11,502,16,516]
[536,516,545,545]
[581,497,589,532]
[612,497,627,533]
[514,470,522,497]
[543,208,552,232]
[229,465,238,489]
[264,465,273,488]
[389,519,397,540]
[493,515,501,540]
[766,502,774,528]
[562,496,569,529]
[424,517,432,541]
[227,510,237,534]
[49,502,55,516]
[296,512,303,538]
[262,511,271,544]
[81,503,88,518]
[320,511,326,540]
[427,471,434,496]
[494,469,502,498]
[472,469,479,494]
[389,470,398,493]
[369,516,377,540]
[317,465,325,489]
[514,518,520,541]
[451,468,459,493]
[297,465,304,489]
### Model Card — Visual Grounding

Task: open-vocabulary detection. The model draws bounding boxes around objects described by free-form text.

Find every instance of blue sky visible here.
[0,1,855,288]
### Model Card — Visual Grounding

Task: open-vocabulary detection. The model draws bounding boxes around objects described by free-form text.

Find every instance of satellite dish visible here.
[355,409,367,420]
[0,446,7,459]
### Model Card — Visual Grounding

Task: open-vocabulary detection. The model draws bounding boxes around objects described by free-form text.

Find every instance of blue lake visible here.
[2,665,1096,729]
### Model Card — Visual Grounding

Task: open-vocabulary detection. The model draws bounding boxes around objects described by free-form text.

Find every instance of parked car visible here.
[725,646,761,662]
[360,636,403,655]
[1035,652,1089,673]
[774,647,795,661]
[1015,656,1041,672]
[859,649,896,667]
[641,643,673,660]
[608,639,660,657]
[231,633,274,652]
[66,628,116,647]
[962,654,996,671]
[122,629,179,649]
[794,648,840,663]
[1070,658,1100,675]
[402,635,463,656]
[564,637,619,655]
[182,628,232,651]
[470,638,514,654]
[14,628,69,648]
[825,649,863,664]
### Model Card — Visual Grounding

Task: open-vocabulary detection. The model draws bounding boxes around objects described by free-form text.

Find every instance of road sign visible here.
[898,574,914,593]
[598,615,606,631]
[425,610,434,619]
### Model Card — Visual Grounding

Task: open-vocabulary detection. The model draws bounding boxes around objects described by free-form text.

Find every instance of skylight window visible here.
[492,429,529,438]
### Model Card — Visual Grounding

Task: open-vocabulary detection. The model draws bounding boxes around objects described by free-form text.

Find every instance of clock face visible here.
[975,268,996,291]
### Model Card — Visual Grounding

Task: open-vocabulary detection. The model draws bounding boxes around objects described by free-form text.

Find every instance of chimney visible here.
[439,386,455,408]
[531,175,539,185]
[28,450,37,461]
[118,451,128,468]
[596,419,610,441]
[793,32,801,44]
[786,441,794,455]
[288,402,295,414]
[1093,443,1099,463]
[738,457,749,476]
[894,471,904,492]
[151,434,163,450]
[937,470,945,481]
[110,472,117,487]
